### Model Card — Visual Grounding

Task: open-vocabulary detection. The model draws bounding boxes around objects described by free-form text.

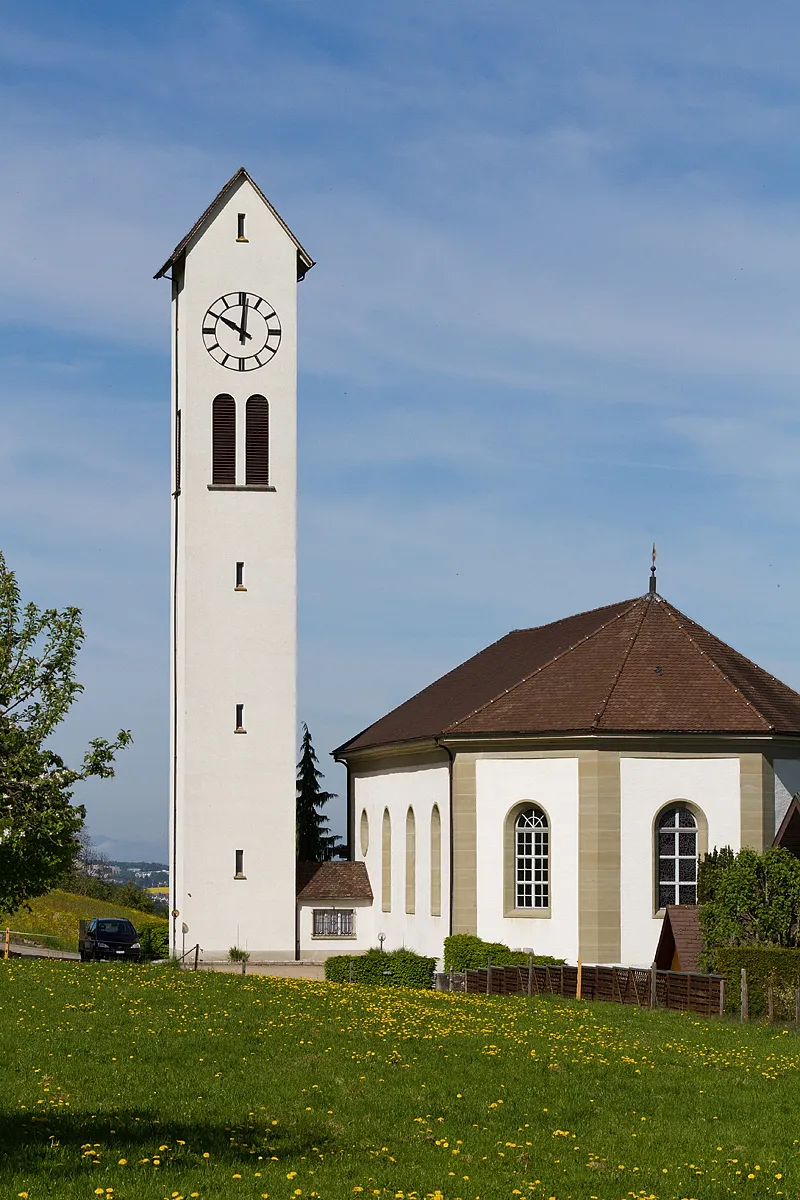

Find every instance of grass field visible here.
[5,891,168,951]
[2,961,799,1200]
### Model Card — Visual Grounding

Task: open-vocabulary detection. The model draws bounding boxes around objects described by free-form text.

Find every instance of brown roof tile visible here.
[654,905,703,972]
[337,593,800,754]
[296,861,373,902]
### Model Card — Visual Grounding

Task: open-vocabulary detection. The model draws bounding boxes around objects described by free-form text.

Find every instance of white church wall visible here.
[619,756,741,967]
[297,899,375,960]
[474,756,580,962]
[352,763,450,962]
[774,759,800,836]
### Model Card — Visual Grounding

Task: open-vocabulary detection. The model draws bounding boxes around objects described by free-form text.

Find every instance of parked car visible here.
[78,918,141,962]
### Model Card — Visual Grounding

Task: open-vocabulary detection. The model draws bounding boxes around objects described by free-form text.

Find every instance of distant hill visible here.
[7,891,168,952]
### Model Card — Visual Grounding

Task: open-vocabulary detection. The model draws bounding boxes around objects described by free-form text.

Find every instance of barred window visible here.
[657,807,697,907]
[515,806,549,909]
[312,909,354,937]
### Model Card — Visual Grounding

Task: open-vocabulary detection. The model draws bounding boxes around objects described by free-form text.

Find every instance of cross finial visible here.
[649,543,657,594]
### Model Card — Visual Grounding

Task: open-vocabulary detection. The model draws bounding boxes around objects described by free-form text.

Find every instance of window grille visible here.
[212,395,236,484]
[515,806,549,909]
[657,807,698,907]
[312,909,354,937]
[246,396,269,485]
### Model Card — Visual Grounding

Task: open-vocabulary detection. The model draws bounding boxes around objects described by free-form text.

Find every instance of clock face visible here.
[202,292,281,371]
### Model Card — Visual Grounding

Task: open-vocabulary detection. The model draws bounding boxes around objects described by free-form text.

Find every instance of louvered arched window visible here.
[246,395,269,486]
[212,395,236,485]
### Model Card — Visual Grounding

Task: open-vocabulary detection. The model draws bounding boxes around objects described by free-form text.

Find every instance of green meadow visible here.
[1,959,799,1200]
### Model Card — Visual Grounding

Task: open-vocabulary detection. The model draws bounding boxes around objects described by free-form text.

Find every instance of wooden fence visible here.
[435,962,724,1018]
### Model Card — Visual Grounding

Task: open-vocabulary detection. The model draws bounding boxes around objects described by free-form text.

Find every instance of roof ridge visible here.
[508,595,640,636]
[591,593,653,729]
[444,596,644,734]
[658,598,772,730]
[675,604,800,698]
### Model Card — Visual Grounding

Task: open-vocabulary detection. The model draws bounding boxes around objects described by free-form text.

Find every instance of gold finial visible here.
[649,543,657,594]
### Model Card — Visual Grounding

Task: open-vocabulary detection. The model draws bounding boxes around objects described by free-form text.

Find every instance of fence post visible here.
[449,965,454,992]
[527,954,533,998]
[740,968,748,1023]
[719,977,725,1017]
[576,957,582,1000]
[650,963,657,1009]
[3,928,9,961]
[795,987,800,1028]
[241,958,246,975]
[486,959,491,996]
[193,943,199,972]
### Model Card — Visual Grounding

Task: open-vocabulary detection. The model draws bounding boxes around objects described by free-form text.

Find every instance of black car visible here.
[78,918,141,962]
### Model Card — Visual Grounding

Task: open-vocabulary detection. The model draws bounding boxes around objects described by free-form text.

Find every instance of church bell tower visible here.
[155,169,314,958]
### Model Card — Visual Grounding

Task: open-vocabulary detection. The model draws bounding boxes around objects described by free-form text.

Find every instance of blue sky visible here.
[3,1,800,860]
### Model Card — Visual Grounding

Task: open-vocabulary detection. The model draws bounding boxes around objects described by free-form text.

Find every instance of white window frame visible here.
[312,908,355,938]
[515,806,549,909]
[657,806,698,907]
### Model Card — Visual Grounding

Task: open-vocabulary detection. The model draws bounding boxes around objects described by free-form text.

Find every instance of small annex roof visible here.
[296,860,373,903]
[336,591,800,756]
[654,904,703,972]
[774,794,800,857]
[154,167,315,282]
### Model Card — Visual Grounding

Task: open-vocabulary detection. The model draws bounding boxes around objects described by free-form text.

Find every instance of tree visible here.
[0,552,131,914]
[296,723,343,861]
[699,845,800,968]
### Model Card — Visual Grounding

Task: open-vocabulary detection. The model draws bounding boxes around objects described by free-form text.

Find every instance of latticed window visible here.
[312,909,354,937]
[657,807,698,907]
[212,395,236,484]
[245,395,269,485]
[515,806,549,909]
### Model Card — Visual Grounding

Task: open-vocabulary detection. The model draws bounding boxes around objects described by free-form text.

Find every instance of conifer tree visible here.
[296,723,342,861]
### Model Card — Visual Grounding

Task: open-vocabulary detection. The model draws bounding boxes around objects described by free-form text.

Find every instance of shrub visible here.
[699,846,800,970]
[228,946,251,963]
[137,920,169,961]
[443,934,565,971]
[325,947,435,989]
[716,946,800,1019]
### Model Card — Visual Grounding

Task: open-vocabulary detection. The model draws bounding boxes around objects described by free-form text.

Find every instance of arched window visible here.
[381,808,392,913]
[515,806,549,909]
[359,809,369,857]
[430,805,442,917]
[212,395,236,485]
[246,395,269,486]
[657,807,698,907]
[405,807,416,914]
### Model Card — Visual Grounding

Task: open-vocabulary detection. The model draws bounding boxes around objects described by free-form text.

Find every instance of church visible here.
[158,169,800,969]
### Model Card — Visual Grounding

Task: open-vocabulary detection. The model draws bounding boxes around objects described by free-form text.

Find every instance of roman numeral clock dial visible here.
[202,291,282,370]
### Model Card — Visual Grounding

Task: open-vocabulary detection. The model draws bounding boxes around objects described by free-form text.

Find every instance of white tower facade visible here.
[156,169,314,959]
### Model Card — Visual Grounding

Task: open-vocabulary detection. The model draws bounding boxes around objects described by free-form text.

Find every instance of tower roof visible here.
[154,167,315,282]
[336,592,800,755]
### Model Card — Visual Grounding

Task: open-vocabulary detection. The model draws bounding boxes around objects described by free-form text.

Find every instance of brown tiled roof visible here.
[336,593,800,754]
[296,861,373,902]
[154,167,315,282]
[654,905,703,972]
[774,795,800,857]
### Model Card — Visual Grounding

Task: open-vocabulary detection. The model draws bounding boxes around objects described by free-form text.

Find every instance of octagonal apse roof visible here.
[336,592,800,755]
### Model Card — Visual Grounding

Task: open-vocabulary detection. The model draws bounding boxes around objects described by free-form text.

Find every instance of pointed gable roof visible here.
[774,794,800,857]
[336,592,800,754]
[154,167,315,282]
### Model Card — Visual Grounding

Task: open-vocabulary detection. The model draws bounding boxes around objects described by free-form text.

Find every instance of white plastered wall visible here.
[619,757,741,966]
[774,759,800,836]
[297,899,374,960]
[475,756,580,962]
[352,763,450,962]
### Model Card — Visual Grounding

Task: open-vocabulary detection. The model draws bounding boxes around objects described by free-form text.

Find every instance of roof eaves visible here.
[154,167,315,282]
[443,596,643,734]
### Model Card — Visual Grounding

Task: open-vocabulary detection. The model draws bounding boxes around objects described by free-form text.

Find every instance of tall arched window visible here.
[657,807,698,907]
[515,806,549,909]
[212,395,236,485]
[405,807,416,914]
[381,808,392,913]
[246,395,269,486]
[430,805,442,917]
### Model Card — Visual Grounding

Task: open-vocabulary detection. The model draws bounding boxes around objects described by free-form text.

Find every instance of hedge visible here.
[137,920,170,961]
[443,934,565,971]
[325,947,435,989]
[716,946,800,1019]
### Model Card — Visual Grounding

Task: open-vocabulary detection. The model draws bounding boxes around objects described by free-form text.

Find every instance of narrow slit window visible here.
[237,213,247,241]
[235,850,245,878]
[246,396,269,485]
[212,395,236,485]
[235,703,246,732]
[235,562,245,590]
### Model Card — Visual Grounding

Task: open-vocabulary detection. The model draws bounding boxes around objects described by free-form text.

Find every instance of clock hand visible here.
[239,298,249,345]
[219,313,253,341]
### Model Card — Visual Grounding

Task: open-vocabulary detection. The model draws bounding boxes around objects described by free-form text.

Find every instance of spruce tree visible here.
[296,723,342,861]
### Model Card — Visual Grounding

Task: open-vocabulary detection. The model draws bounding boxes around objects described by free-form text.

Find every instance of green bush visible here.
[137,921,170,961]
[325,947,435,989]
[716,946,800,1019]
[443,934,565,971]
